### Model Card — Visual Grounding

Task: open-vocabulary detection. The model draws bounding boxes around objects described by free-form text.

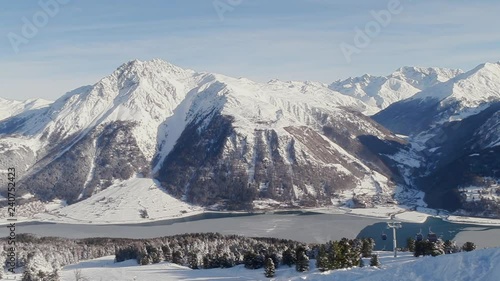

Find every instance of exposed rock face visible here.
[20,121,149,204]
[373,62,500,215]
[157,107,406,210]
[1,59,499,217]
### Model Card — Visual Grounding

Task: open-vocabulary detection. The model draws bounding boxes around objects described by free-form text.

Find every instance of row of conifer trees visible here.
[4,233,476,280]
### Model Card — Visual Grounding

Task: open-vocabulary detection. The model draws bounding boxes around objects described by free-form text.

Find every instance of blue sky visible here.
[1,0,500,100]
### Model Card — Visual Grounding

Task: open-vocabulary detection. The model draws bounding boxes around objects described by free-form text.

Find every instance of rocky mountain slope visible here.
[373,62,500,216]
[0,59,408,211]
[0,59,498,217]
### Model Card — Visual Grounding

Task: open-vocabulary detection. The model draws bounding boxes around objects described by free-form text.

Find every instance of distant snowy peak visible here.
[0,98,52,121]
[0,97,52,121]
[374,62,500,134]
[391,66,463,90]
[413,62,500,102]
[329,66,462,112]
[407,62,500,121]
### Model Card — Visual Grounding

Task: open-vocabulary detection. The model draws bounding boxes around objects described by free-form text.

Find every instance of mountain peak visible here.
[329,66,462,112]
[466,61,500,77]
[391,66,463,88]
[114,59,195,82]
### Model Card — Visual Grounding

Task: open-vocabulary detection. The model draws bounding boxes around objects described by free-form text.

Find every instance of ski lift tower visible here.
[387,220,402,258]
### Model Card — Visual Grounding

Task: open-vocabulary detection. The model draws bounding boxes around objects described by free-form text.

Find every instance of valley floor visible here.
[2,177,500,227]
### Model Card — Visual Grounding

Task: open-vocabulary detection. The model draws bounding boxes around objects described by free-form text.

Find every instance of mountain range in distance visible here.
[1,59,499,219]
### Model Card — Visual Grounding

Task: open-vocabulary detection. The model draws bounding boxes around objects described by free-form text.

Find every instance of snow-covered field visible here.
[34,177,204,224]
[0,176,433,226]
[50,247,500,281]
[346,206,429,223]
[446,215,500,226]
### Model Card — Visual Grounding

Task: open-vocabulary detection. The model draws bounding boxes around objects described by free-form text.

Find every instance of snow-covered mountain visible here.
[374,62,500,134]
[330,66,463,113]
[0,59,407,211]
[373,62,500,215]
[1,59,499,218]
[0,97,52,121]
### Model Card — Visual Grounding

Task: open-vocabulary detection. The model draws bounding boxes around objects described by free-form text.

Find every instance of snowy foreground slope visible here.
[57,248,500,281]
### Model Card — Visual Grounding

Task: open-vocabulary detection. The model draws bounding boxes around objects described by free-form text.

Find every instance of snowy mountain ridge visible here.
[1,59,499,219]
[374,61,500,135]
[330,66,463,112]
[411,62,500,122]
[0,97,52,121]
[0,59,404,211]
[373,61,500,215]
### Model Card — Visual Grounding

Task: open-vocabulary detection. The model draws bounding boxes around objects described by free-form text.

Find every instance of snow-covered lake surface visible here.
[3,212,500,249]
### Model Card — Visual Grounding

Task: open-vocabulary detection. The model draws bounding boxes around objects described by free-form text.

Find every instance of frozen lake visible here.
[3,212,500,249]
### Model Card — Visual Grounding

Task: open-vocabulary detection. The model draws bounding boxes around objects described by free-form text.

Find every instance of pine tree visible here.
[172,250,184,265]
[202,254,212,269]
[139,255,151,265]
[21,268,60,281]
[22,268,36,281]
[338,238,352,268]
[316,245,329,272]
[328,240,342,270]
[244,251,264,269]
[264,257,275,278]
[423,240,434,256]
[369,254,380,267]
[188,252,199,269]
[267,252,280,268]
[349,239,362,267]
[443,240,453,254]
[414,240,423,257]
[146,244,163,264]
[244,251,257,269]
[162,245,172,262]
[219,253,235,268]
[406,237,416,253]
[295,246,309,272]
[431,240,445,257]
[361,238,375,257]
[282,248,296,267]
[450,241,461,253]
[414,240,432,257]
[462,242,476,252]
